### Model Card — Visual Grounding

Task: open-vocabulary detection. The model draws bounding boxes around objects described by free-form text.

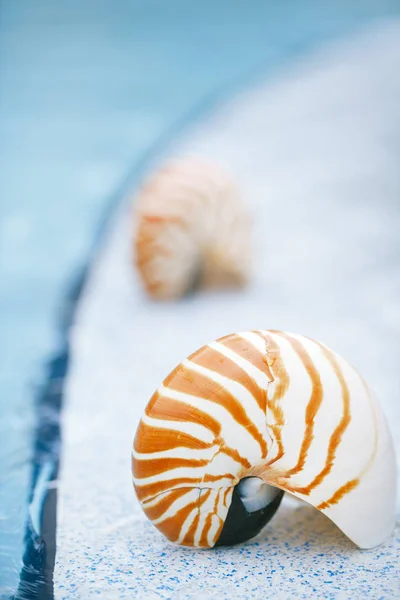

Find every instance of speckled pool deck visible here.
[55,23,400,599]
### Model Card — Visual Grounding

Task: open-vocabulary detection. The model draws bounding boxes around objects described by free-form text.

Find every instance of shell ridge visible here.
[273,331,324,479]
[280,338,353,497]
[258,331,290,467]
[182,357,268,457]
[307,339,381,485]
[210,339,271,390]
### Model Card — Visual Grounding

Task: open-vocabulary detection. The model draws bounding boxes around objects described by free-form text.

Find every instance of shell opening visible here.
[215,477,284,547]
[238,477,281,513]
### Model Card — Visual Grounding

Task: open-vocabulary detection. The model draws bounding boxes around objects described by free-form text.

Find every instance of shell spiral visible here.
[132,330,397,548]
[133,159,251,299]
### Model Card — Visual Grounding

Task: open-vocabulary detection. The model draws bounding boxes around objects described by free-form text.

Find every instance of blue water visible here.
[1,0,399,594]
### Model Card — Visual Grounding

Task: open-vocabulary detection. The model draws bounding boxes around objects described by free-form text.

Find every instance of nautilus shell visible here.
[133,159,251,299]
[132,330,396,549]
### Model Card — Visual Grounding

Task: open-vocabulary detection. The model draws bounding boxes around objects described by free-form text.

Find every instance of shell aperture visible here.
[238,477,281,513]
[215,478,284,546]
[132,330,396,549]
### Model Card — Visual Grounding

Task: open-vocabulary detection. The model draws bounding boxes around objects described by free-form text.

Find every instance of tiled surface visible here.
[55,22,400,599]
[6,2,400,593]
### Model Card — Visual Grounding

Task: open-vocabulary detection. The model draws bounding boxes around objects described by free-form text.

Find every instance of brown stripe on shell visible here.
[157,489,212,543]
[317,479,360,510]
[203,473,236,483]
[218,333,274,395]
[267,424,285,467]
[201,516,224,548]
[134,420,212,454]
[164,359,268,458]
[144,388,252,471]
[134,477,203,503]
[146,391,222,437]
[143,280,166,295]
[286,340,352,495]
[198,490,225,548]
[212,489,221,515]
[209,516,225,548]
[259,331,291,402]
[220,446,251,469]
[135,239,171,267]
[181,513,200,546]
[206,488,225,544]
[138,213,187,226]
[132,455,209,479]
[142,488,190,521]
[135,215,188,294]
[135,223,169,264]
[251,330,290,466]
[222,487,231,508]
[200,513,215,548]
[192,340,267,413]
[178,489,213,547]
[274,331,324,477]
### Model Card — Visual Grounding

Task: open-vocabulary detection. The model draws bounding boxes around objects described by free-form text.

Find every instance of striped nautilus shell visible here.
[132,330,396,549]
[133,158,251,299]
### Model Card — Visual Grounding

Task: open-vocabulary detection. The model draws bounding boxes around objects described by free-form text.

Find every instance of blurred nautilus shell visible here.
[132,330,396,548]
[133,158,251,299]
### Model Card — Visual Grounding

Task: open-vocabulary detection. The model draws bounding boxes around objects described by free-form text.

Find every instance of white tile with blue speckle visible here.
[55,21,400,599]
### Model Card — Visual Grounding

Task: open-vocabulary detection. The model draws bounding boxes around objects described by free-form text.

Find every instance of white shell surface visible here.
[257,331,397,549]
[132,329,397,549]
